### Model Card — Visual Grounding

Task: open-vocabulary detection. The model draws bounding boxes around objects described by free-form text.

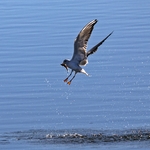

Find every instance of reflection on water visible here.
[1,129,150,145]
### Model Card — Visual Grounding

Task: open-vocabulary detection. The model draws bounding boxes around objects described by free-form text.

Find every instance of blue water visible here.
[0,0,150,150]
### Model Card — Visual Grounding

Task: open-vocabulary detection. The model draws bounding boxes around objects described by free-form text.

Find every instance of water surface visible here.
[0,0,150,150]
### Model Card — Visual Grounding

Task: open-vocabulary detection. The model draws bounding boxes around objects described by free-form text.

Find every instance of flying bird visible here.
[61,19,113,85]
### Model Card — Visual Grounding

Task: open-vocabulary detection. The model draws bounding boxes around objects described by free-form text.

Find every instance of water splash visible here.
[1,129,150,145]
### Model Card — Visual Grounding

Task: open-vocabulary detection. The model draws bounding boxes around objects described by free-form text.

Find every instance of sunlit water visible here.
[0,0,150,150]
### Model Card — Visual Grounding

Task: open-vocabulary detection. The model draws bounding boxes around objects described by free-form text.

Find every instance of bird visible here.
[61,19,113,85]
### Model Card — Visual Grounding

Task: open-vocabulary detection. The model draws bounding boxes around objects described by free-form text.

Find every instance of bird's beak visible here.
[61,63,68,71]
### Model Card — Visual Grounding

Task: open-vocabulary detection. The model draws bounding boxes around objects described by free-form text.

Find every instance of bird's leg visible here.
[67,72,77,85]
[64,70,73,82]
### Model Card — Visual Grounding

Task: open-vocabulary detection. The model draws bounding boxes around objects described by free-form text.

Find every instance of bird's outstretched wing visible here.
[71,19,98,63]
[87,31,113,57]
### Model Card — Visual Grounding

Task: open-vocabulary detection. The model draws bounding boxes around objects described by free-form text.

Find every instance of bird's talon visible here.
[64,78,68,82]
[67,81,71,85]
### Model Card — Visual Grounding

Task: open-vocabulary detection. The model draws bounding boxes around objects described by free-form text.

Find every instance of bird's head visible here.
[61,59,69,71]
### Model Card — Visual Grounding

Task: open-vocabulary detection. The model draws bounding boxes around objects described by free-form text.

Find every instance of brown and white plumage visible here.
[61,19,113,85]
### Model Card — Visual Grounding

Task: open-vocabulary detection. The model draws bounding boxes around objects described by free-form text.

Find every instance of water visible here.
[0,0,150,149]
